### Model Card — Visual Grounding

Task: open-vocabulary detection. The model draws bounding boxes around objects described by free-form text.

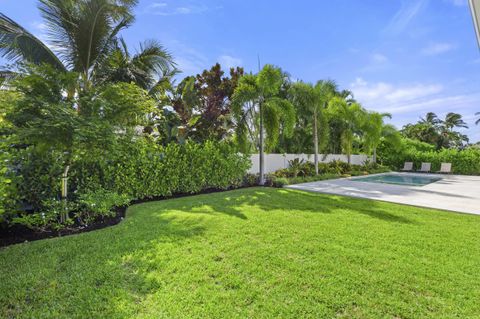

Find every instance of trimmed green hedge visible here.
[381,147,480,175]
[71,140,250,198]
[2,139,250,230]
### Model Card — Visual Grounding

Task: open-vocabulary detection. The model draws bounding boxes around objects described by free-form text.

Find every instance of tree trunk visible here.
[347,153,351,165]
[259,101,265,185]
[313,108,319,175]
[60,164,70,224]
[372,147,377,164]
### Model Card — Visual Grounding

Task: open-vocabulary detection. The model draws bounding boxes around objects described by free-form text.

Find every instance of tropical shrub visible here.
[379,138,480,175]
[272,177,289,188]
[287,158,306,178]
[2,139,251,230]
[76,190,130,225]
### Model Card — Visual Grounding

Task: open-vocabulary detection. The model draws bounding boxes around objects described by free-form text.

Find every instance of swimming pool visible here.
[354,174,442,186]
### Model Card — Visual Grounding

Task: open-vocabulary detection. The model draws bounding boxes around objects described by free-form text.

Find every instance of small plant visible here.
[243,174,258,187]
[328,160,351,174]
[76,189,130,225]
[287,158,306,178]
[272,177,289,188]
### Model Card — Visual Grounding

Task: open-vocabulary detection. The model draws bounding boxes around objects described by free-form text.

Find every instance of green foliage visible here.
[402,112,469,150]
[1,188,480,317]
[95,82,157,126]
[271,177,289,188]
[286,158,306,178]
[2,139,250,230]
[77,189,130,225]
[232,65,295,153]
[0,142,12,220]
[270,158,390,184]
[379,138,480,175]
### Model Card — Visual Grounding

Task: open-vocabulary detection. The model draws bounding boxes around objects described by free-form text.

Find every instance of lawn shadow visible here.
[148,187,417,225]
[1,187,419,318]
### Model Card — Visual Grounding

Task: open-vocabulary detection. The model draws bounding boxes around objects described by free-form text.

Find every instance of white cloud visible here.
[384,0,428,36]
[167,40,208,76]
[349,77,480,141]
[371,53,388,64]
[350,77,444,112]
[146,2,209,16]
[421,42,456,56]
[150,2,167,8]
[218,55,242,69]
[359,53,390,72]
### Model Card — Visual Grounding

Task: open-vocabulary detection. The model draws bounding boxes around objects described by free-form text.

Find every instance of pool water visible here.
[354,174,442,186]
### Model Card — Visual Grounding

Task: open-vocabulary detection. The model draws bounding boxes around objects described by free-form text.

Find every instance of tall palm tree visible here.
[0,0,173,91]
[232,65,295,185]
[93,38,174,91]
[361,112,399,163]
[443,112,468,131]
[420,112,441,126]
[289,79,336,174]
[328,97,364,164]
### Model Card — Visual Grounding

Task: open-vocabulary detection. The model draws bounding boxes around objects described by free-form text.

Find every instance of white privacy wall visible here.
[248,154,369,174]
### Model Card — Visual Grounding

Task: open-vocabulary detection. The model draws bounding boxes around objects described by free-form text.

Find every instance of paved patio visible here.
[286,172,480,215]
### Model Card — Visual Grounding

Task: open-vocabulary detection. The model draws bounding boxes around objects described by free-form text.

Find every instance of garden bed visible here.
[0,187,250,247]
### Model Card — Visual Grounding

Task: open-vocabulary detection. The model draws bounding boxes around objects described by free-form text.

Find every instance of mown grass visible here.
[1,187,479,318]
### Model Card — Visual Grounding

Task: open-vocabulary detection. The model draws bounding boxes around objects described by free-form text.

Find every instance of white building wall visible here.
[248,154,370,174]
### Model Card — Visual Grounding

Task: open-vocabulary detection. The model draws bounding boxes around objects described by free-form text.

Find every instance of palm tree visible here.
[443,112,468,131]
[289,80,336,174]
[232,65,295,185]
[361,112,401,163]
[420,112,441,126]
[0,0,174,92]
[328,97,364,164]
[93,38,174,92]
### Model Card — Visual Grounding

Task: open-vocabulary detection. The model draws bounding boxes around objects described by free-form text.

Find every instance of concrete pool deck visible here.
[286,172,480,215]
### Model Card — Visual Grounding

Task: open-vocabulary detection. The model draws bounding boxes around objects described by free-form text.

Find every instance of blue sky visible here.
[1,0,480,141]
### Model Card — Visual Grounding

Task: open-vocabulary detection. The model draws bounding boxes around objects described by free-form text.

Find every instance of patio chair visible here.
[437,162,452,174]
[417,162,431,173]
[400,162,413,171]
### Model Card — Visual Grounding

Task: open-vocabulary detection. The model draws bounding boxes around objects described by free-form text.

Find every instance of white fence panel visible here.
[248,154,369,174]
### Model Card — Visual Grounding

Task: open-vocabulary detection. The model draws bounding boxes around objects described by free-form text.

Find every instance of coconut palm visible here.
[420,112,442,126]
[0,0,173,91]
[232,65,295,185]
[443,112,468,131]
[93,38,175,92]
[289,79,337,174]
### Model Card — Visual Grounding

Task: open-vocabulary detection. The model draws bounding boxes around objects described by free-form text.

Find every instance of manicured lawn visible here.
[1,188,480,318]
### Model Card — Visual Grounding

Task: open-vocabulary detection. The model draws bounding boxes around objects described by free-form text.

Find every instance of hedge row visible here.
[380,147,480,175]
[71,140,251,198]
[2,140,251,230]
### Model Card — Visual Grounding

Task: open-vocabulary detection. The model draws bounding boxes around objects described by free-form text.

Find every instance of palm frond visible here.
[0,13,64,69]
[39,0,134,76]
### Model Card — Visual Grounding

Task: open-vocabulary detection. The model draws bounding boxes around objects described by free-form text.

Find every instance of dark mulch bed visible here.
[0,186,255,247]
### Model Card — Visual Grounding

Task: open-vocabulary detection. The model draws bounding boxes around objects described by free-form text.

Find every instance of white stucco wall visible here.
[248,154,370,174]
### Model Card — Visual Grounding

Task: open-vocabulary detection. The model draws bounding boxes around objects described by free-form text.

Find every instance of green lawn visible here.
[1,188,480,318]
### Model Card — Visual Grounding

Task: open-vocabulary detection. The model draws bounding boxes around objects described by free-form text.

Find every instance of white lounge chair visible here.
[437,163,452,174]
[418,162,431,173]
[400,162,413,171]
